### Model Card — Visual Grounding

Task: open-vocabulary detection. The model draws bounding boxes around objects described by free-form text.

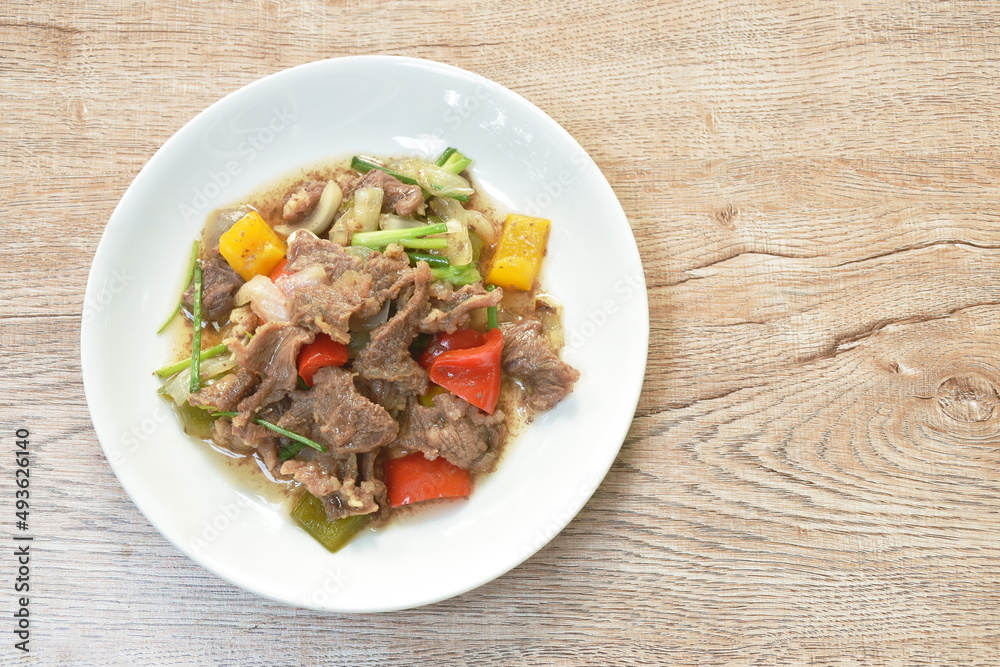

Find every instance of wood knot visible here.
[936,375,999,422]
[714,204,738,228]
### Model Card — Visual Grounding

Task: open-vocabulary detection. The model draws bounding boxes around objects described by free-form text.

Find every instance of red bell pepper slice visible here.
[297,333,349,387]
[427,328,503,413]
[269,258,292,282]
[385,452,471,508]
[418,328,485,369]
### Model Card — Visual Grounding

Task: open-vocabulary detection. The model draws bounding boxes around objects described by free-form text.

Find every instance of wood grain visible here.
[2,0,1000,664]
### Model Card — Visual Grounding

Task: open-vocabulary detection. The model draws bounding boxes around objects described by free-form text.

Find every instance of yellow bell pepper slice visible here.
[486,214,550,291]
[218,210,287,281]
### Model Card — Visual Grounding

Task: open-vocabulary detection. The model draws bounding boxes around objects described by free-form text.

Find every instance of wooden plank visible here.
[2,0,999,664]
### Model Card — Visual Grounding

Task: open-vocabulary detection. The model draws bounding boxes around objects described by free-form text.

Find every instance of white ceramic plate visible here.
[81,56,647,612]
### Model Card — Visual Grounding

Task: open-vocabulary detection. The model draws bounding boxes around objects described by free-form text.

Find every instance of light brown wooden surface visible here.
[2,0,999,664]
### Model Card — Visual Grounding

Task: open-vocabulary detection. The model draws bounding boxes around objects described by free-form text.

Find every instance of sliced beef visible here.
[501,319,580,412]
[281,451,385,520]
[189,367,257,413]
[283,180,326,225]
[285,231,364,278]
[345,169,424,217]
[353,263,433,396]
[284,233,415,326]
[211,404,284,472]
[281,459,340,497]
[420,283,503,334]
[354,244,414,319]
[274,388,317,439]
[354,377,409,413]
[395,393,506,472]
[182,253,244,324]
[231,322,313,426]
[311,366,398,454]
[289,270,372,343]
[272,369,397,458]
[222,305,259,347]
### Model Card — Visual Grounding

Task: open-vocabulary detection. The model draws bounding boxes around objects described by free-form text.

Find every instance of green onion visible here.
[435,147,473,174]
[157,240,200,333]
[351,156,421,187]
[435,147,457,167]
[154,343,229,378]
[485,284,499,330]
[351,222,448,248]
[279,441,306,461]
[350,155,435,200]
[351,155,469,202]
[211,411,326,453]
[431,264,482,286]
[405,252,450,268]
[291,493,369,553]
[399,238,448,250]
[189,260,204,394]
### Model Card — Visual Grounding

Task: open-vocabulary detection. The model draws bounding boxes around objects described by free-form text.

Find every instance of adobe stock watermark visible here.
[442,82,494,131]
[178,103,298,224]
[188,494,258,555]
[564,266,646,353]
[81,267,134,325]
[520,151,592,218]
[300,567,352,608]
[407,82,496,155]
[104,403,172,469]
[518,472,606,560]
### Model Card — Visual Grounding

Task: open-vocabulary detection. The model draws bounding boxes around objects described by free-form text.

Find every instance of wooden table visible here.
[3,0,999,664]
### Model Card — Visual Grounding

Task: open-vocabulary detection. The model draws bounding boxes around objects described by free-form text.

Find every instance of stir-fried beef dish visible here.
[155,148,579,552]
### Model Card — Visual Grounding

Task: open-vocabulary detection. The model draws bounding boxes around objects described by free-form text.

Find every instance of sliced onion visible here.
[465,210,498,244]
[443,218,473,265]
[202,206,252,252]
[349,298,390,331]
[429,197,474,265]
[328,187,383,245]
[159,354,237,405]
[345,245,374,262]
[274,181,343,237]
[352,187,383,233]
[276,264,326,295]
[392,158,474,199]
[328,213,351,246]
[236,275,291,323]
[379,213,424,231]
[429,196,464,220]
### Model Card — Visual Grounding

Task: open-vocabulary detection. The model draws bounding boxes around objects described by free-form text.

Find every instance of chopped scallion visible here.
[154,343,228,378]
[157,240,200,333]
[351,222,448,249]
[350,155,434,199]
[485,284,499,330]
[431,264,482,286]
[211,411,326,453]
[189,260,204,394]
[435,147,473,174]
[405,252,450,268]
[279,441,306,461]
[399,238,448,250]
[350,155,420,187]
